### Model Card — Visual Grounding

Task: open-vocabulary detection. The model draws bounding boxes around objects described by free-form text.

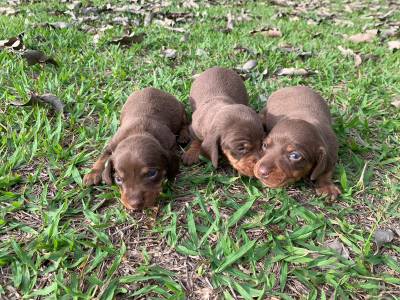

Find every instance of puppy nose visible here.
[257,165,270,178]
[125,192,144,210]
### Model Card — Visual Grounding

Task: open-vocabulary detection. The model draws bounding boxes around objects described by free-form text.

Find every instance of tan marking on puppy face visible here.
[254,147,313,188]
[120,186,162,210]
[286,144,295,152]
[223,149,259,177]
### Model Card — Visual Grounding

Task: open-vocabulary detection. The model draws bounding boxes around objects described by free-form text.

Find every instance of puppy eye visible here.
[145,169,158,179]
[288,151,302,161]
[237,146,247,154]
[114,175,123,185]
[262,142,268,151]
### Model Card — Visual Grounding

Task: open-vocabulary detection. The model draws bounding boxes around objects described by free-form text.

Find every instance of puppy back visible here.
[121,87,185,134]
[265,86,332,126]
[190,67,249,107]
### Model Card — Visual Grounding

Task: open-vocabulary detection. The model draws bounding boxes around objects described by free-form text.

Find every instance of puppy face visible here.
[102,136,178,210]
[254,119,327,187]
[220,128,263,177]
[201,107,264,177]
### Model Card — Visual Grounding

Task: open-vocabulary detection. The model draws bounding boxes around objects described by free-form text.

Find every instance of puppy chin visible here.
[223,150,258,177]
[259,178,287,188]
[120,190,160,211]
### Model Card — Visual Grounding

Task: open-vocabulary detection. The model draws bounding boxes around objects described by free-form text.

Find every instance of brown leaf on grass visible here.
[250,27,282,37]
[0,6,18,15]
[0,32,24,50]
[268,0,295,7]
[143,12,154,26]
[374,229,394,248]
[108,33,145,47]
[44,22,71,29]
[276,67,314,76]
[226,12,235,32]
[66,0,81,11]
[338,45,355,57]
[11,92,64,112]
[22,50,58,66]
[334,19,354,27]
[92,24,113,44]
[241,59,257,72]
[391,97,400,108]
[338,46,362,67]
[388,40,400,50]
[262,68,269,77]
[325,239,350,259]
[380,27,399,39]
[163,48,177,59]
[233,45,256,55]
[183,0,199,9]
[278,45,312,59]
[354,54,362,67]
[345,29,378,43]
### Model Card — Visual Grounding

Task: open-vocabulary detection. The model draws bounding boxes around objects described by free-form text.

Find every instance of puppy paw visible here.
[182,150,200,165]
[177,128,191,145]
[316,184,341,200]
[83,170,102,186]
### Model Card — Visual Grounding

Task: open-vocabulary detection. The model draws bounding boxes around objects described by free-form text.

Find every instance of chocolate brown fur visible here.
[83,87,189,210]
[182,67,264,177]
[255,86,341,199]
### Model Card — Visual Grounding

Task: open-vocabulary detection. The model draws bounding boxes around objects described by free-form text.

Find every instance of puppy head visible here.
[254,119,329,187]
[102,135,178,210]
[202,105,264,177]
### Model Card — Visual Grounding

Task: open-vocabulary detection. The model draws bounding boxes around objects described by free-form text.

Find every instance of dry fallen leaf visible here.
[45,21,71,29]
[325,239,350,259]
[338,46,362,67]
[143,12,154,26]
[374,229,394,249]
[354,54,362,67]
[278,45,312,59]
[11,92,64,112]
[262,67,269,77]
[22,50,58,66]
[241,59,257,72]
[346,29,378,43]
[276,67,314,76]
[163,48,177,59]
[226,12,235,32]
[251,27,282,37]
[233,45,256,55]
[0,32,24,50]
[391,97,400,108]
[108,33,145,47]
[388,40,400,50]
[0,6,18,16]
[338,45,355,57]
[381,27,399,39]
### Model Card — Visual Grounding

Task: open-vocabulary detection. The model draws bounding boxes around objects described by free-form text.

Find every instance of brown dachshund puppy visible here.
[83,87,189,210]
[255,86,341,199]
[182,67,264,177]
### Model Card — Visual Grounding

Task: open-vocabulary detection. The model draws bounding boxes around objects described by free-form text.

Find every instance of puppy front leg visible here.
[182,139,202,165]
[177,110,191,145]
[315,170,341,200]
[83,148,112,186]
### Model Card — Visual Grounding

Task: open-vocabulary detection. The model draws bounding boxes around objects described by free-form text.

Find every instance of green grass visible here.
[1,0,399,299]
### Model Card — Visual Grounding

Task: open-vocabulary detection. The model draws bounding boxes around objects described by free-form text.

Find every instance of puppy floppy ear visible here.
[259,109,268,133]
[166,152,180,180]
[102,158,114,185]
[201,133,220,168]
[310,146,328,181]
